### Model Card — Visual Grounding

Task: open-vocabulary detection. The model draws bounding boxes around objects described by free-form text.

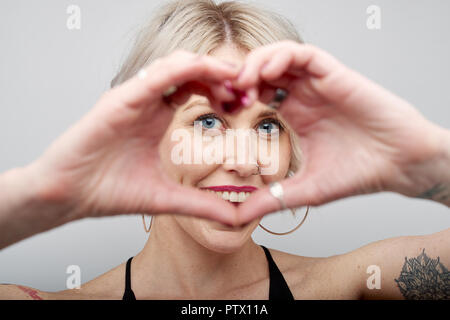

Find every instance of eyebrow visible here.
[255,109,278,119]
[182,99,279,119]
[182,99,211,112]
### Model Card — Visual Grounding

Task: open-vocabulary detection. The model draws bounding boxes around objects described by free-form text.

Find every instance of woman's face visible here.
[158,45,292,253]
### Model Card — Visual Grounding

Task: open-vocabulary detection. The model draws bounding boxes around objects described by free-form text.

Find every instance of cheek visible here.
[260,134,291,181]
[159,127,217,186]
[158,126,182,182]
[279,134,291,174]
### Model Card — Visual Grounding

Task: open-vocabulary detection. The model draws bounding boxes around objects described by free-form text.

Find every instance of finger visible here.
[235,45,277,89]
[153,182,239,226]
[237,174,321,224]
[210,82,237,104]
[260,50,293,81]
[257,81,285,106]
[289,43,343,78]
[237,41,343,90]
[152,53,240,102]
[109,51,240,110]
[167,81,234,108]
[168,81,213,106]
[262,44,357,108]
[168,81,236,115]
[259,73,298,90]
[212,81,255,114]
[245,86,259,108]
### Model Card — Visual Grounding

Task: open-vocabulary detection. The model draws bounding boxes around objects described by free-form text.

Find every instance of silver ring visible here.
[269,182,287,210]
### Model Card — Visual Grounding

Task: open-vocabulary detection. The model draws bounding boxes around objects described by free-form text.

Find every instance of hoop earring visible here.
[258,205,309,236]
[142,214,153,233]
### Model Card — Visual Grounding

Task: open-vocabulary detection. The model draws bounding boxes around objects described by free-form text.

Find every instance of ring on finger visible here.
[269,182,288,210]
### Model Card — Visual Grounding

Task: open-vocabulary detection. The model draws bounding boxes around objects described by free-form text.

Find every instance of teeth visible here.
[229,191,238,202]
[204,189,251,203]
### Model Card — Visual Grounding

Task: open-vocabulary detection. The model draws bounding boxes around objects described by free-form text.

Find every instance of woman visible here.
[0,0,449,300]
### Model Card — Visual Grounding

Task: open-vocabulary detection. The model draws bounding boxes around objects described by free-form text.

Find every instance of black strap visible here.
[122,247,294,300]
[122,256,136,300]
[260,245,295,300]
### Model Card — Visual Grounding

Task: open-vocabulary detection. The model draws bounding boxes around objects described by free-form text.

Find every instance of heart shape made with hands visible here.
[70,41,417,229]
[151,42,352,227]
[155,56,325,227]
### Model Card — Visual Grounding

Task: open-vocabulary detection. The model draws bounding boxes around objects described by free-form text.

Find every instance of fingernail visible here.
[224,80,233,93]
[241,95,250,107]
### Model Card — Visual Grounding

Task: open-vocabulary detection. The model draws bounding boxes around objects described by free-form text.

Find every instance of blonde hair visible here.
[111,0,304,174]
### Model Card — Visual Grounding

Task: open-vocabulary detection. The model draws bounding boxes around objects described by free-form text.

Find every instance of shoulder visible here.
[265,247,363,299]
[0,259,129,300]
[270,228,450,300]
[58,259,129,300]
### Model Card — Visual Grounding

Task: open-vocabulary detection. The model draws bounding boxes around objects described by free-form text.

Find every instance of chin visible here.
[198,219,258,254]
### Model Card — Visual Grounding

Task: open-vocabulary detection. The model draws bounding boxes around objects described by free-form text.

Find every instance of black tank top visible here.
[122,245,294,300]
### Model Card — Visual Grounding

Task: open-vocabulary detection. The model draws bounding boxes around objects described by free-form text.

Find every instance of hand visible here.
[234,40,448,221]
[29,50,242,225]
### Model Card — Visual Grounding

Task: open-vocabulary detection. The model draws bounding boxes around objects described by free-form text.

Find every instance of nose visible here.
[223,160,259,177]
[222,130,260,177]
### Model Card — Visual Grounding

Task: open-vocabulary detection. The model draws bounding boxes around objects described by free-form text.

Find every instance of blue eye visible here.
[195,114,223,130]
[258,120,280,134]
[202,117,217,129]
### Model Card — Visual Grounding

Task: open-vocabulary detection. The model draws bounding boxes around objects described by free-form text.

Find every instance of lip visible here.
[200,185,258,193]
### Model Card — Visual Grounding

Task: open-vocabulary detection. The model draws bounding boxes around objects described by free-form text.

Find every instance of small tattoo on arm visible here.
[395,249,450,300]
[17,285,43,300]
[416,182,450,203]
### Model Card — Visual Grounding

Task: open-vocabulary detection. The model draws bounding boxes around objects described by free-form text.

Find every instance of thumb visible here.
[237,175,322,224]
[150,182,239,226]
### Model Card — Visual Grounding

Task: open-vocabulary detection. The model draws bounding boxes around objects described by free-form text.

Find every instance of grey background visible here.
[0,0,449,292]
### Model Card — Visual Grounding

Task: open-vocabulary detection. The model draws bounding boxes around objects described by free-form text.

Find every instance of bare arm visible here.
[0,51,241,250]
[346,228,450,300]
[0,163,76,250]
[0,284,49,300]
[405,127,450,207]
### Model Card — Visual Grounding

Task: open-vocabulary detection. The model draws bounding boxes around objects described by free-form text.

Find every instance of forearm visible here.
[0,164,75,250]
[403,126,450,207]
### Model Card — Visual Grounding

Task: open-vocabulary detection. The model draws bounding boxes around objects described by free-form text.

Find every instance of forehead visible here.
[209,44,248,67]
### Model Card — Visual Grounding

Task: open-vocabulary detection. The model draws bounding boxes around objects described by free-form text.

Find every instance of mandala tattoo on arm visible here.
[395,249,450,300]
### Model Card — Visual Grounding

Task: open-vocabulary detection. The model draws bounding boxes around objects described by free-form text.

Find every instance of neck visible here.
[131,216,267,299]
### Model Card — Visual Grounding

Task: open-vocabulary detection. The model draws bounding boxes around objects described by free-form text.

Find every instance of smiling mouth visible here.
[200,185,258,205]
